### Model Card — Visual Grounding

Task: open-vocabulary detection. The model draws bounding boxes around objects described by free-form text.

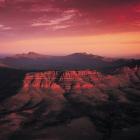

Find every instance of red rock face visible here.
[22,67,140,94]
[23,71,59,90]
[0,66,140,140]
[22,70,101,93]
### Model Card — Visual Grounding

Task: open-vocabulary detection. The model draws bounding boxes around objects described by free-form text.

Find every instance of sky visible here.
[0,0,140,57]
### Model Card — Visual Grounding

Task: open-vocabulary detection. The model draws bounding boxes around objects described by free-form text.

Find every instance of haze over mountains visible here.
[0,52,140,72]
[0,51,140,140]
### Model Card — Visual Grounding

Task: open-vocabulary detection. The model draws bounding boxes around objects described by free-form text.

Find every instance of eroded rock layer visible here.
[0,67,140,140]
[21,67,140,94]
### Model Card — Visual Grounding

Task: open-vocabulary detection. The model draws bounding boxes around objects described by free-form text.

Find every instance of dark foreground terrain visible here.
[0,66,140,140]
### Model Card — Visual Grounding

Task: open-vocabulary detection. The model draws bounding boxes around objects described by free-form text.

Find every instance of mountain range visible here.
[0,52,140,73]
[0,52,140,140]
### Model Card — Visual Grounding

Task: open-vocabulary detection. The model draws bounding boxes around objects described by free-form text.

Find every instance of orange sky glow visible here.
[1,32,139,57]
[0,0,140,57]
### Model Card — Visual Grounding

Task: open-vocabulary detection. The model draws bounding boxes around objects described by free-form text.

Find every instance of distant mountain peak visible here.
[13,52,47,59]
[18,52,40,56]
[68,52,105,60]
[69,52,100,57]
[70,52,89,55]
[27,52,40,55]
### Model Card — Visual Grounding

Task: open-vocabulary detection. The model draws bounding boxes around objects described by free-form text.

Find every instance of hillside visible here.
[0,52,140,72]
[0,66,140,140]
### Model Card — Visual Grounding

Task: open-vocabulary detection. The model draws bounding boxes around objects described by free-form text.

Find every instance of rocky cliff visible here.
[21,67,140,94]
[0,66,140,140]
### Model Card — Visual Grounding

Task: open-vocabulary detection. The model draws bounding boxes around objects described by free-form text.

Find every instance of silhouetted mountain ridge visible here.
[0,52,140,72]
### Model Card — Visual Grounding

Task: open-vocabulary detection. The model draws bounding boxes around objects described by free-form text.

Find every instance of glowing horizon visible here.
[0,0,140,57]
[0,31,139,57]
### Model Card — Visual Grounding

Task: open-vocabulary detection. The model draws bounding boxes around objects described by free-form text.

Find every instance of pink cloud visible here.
[0,24,12,30]
[0,0,139,38]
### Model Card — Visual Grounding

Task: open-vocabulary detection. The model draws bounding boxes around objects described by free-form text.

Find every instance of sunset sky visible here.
[0,0,140,57]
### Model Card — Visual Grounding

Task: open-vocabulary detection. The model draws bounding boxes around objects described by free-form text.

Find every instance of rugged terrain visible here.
[0,66,140,140]
[0,52,140,72]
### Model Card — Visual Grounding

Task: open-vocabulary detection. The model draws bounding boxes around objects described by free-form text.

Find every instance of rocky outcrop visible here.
[21,67,140,94]
[0,66,140,140]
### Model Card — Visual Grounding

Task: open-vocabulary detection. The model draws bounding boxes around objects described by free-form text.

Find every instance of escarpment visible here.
[21,67,140,94]
[0,66,140,140]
